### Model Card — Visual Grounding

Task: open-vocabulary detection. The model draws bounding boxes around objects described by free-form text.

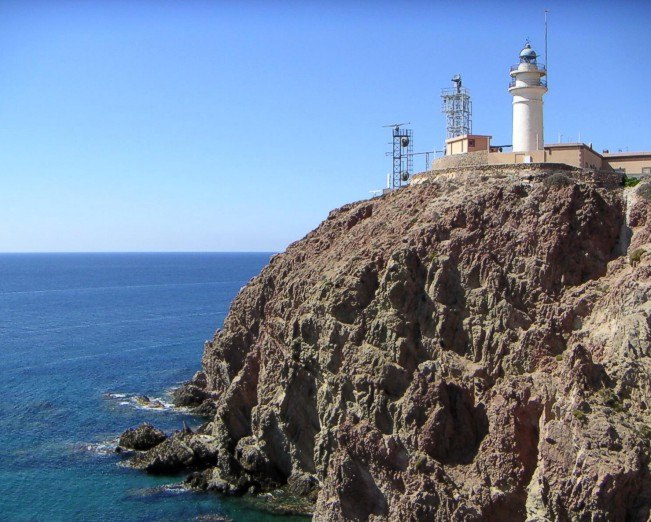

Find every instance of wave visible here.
[75,438,119,457]
[103,392,128,399]
[125,482,191,499]
[102,391,184,413]
[194,515,233,522]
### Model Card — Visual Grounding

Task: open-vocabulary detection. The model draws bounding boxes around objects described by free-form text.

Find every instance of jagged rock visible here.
[286,472,319,500]
[130,430,219,475]
[204,467,251,494]
[173,371,218,417]
[194,400,217,418]
[132,436,195,474]
[185,470,210,490]
[134,395,165,409]
[172,384,208,408]
[118,423,166,451]
[233,435,284,484]
[196,422,214,435]
[174,169,651,519]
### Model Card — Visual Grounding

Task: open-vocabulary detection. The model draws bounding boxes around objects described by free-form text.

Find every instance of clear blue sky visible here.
[1,0,649,252]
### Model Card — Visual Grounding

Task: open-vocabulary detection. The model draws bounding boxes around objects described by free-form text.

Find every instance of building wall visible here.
[432,150,490,169]
[468,136,490,153]
[431,142,650,174]
[582,148,604,170]
[542,145,606,170]
[446,139,466,155]
[543,146,582,169]
[445,135,491,155]
[432,150,549,170]
[603,155,651,175]
[487,150,545,165]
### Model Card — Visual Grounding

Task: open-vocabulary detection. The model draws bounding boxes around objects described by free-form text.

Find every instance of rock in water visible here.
[178,167,651,520]
[134,395,165,409]
[118,423,166,451]
[131,431,219,475]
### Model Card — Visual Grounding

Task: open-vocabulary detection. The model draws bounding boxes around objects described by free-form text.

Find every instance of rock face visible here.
[173,371,208,407]
[184,166,651,520]
[118,423,166,451]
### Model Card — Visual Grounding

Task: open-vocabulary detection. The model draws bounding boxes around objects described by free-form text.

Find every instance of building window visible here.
[642,167,651,175]
[468,139,475,147]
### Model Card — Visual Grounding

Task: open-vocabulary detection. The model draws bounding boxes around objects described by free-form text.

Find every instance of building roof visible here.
[602,151,651,158]
[545,142,593,149]
[445,134,492,143]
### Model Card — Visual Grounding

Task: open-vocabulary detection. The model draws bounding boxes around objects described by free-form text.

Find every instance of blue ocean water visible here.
[0,253,305,522]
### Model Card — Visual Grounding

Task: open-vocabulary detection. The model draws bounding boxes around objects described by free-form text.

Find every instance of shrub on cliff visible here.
[637,182,651,201]
[629,248,645,266]
[543,172,573,189]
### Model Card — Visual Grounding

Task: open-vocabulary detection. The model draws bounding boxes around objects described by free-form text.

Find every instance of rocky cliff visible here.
[165,165,651,520]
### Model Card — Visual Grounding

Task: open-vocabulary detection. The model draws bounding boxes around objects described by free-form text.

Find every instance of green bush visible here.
[622,175,641,187]
[572,410,587,423]
[543,172,573,188]
[630,248,645,266]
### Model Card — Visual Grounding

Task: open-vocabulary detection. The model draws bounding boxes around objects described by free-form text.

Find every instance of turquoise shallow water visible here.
[0,253,307,522]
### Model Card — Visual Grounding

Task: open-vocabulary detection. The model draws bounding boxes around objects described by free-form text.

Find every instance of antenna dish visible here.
[401,171,409,181]
[401,137,410,147]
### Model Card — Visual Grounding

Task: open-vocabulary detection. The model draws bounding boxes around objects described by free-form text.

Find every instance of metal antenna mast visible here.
[545,9,549,86]
[383,123,413,190]
[441,74,472,138]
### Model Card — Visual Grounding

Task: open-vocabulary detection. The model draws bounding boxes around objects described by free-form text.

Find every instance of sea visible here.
[0,253,307,522]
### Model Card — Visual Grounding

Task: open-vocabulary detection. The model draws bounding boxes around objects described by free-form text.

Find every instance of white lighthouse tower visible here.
[509,42,547,152]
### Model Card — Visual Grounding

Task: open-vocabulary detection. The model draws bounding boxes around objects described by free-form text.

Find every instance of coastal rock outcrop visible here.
[130,427,219,475]
[173,371,218,417]
[118,423,166,451]
[178,165,651,520]
[173,371,209,407]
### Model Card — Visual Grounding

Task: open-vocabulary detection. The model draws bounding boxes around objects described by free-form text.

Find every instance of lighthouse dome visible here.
[520,43,537,60]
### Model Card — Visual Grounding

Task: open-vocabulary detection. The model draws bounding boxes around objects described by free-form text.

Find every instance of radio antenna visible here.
[545,9,549,85]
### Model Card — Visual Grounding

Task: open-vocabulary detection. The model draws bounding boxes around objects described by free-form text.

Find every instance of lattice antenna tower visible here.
[383,123,413,190]
[441,74,472,138]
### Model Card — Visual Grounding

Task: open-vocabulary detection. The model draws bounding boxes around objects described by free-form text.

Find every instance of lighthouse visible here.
[509,42,547,152]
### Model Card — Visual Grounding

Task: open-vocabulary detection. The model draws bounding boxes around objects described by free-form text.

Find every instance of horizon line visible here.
[0,250,279,255]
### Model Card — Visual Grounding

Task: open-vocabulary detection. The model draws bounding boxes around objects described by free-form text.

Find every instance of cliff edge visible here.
[175,165,651,520]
